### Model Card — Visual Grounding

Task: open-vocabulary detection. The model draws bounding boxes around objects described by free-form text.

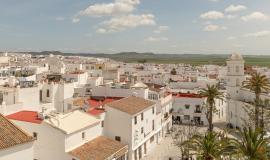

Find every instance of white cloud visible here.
[79,0,140,17]
[208,0,220,2]
[97,14,156,33]
[245,30,270,37]
[241,12,269,21]
[200,11,224,20]
[84,33,92,37]
[56,16,65,21]
[96,28,107,34]
[72,18,80,23]
[227,36,236,40]
[233,44,244,48]
[203,24,227,32]
[225,5,247,13]
[226,14,238,19]
[154,26,169,33]
[144,36,168,42]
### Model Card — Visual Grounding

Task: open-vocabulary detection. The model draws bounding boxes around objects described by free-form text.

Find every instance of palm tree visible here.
[183,131,230,160]
[243,72,270,128]
[229,127,270,160]
[199,85,223,131]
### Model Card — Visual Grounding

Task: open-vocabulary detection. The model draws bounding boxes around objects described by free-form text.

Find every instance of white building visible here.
[226,53,254,128]
[91,82,149,99]
[8,110,128,160]
[104,96,172,160]
[172,92,226,126]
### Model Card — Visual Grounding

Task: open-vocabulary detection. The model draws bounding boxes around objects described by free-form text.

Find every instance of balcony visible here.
[144,131,152,138]
[164,112,169,119]
[162,112,171,123]
[194,110,202,113]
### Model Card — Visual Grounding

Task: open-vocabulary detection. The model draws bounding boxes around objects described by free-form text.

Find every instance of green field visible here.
[90,53,270,67]
[27,51,270,67]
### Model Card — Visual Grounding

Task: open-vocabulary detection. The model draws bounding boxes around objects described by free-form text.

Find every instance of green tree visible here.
[183,131,230,160]
[243,72,270,128]
[199,85,223,131]
[229,127,270,160]
[170,68,177,75]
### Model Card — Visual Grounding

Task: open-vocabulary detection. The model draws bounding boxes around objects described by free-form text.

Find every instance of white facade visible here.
[226,53,253,128]
[173,95,208,125]
[104,99,171,160]
[12,110,103,160]
[0,140,34,160]
[92,85,149,99]
[39,82,74,112]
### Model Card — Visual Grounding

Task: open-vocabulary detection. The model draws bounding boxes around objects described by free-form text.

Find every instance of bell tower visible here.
[226,53,245,100]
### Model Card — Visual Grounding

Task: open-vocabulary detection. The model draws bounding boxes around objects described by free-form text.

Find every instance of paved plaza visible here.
[142,123,228,160]
[142,135,181,160]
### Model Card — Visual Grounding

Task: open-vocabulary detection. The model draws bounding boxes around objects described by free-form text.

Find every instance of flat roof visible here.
[45,110,100,134]
[6,111,43,124]
[69,136,128,160]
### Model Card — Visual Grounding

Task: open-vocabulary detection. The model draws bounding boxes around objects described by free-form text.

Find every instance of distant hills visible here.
[4,51,270,66]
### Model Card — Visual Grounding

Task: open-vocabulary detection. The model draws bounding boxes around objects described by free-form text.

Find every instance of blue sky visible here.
[0,0,270,54]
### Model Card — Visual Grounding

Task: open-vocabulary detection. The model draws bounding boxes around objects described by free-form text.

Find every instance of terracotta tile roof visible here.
[88,97,123,108]
[106,96,155,115]
[6,111,43,124]
[0,114,34,150]
[69,136,128,160]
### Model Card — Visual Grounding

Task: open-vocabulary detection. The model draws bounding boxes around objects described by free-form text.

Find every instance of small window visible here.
[101,121,104,127]
[46,89,50,97]
[33,132,38,139]
[141,113,144,121]
[82,132,85,139]
[236,66,239,73]
[152,107,155,114]
[236,78,240,87]
[67,104,72,110]
[134,116,137,125]
[115,136,121,142]
[184,115,190,120]
[150,136,154,143]
[185,104,190,109]
[152,120,155,131]
[141,127,144,134]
